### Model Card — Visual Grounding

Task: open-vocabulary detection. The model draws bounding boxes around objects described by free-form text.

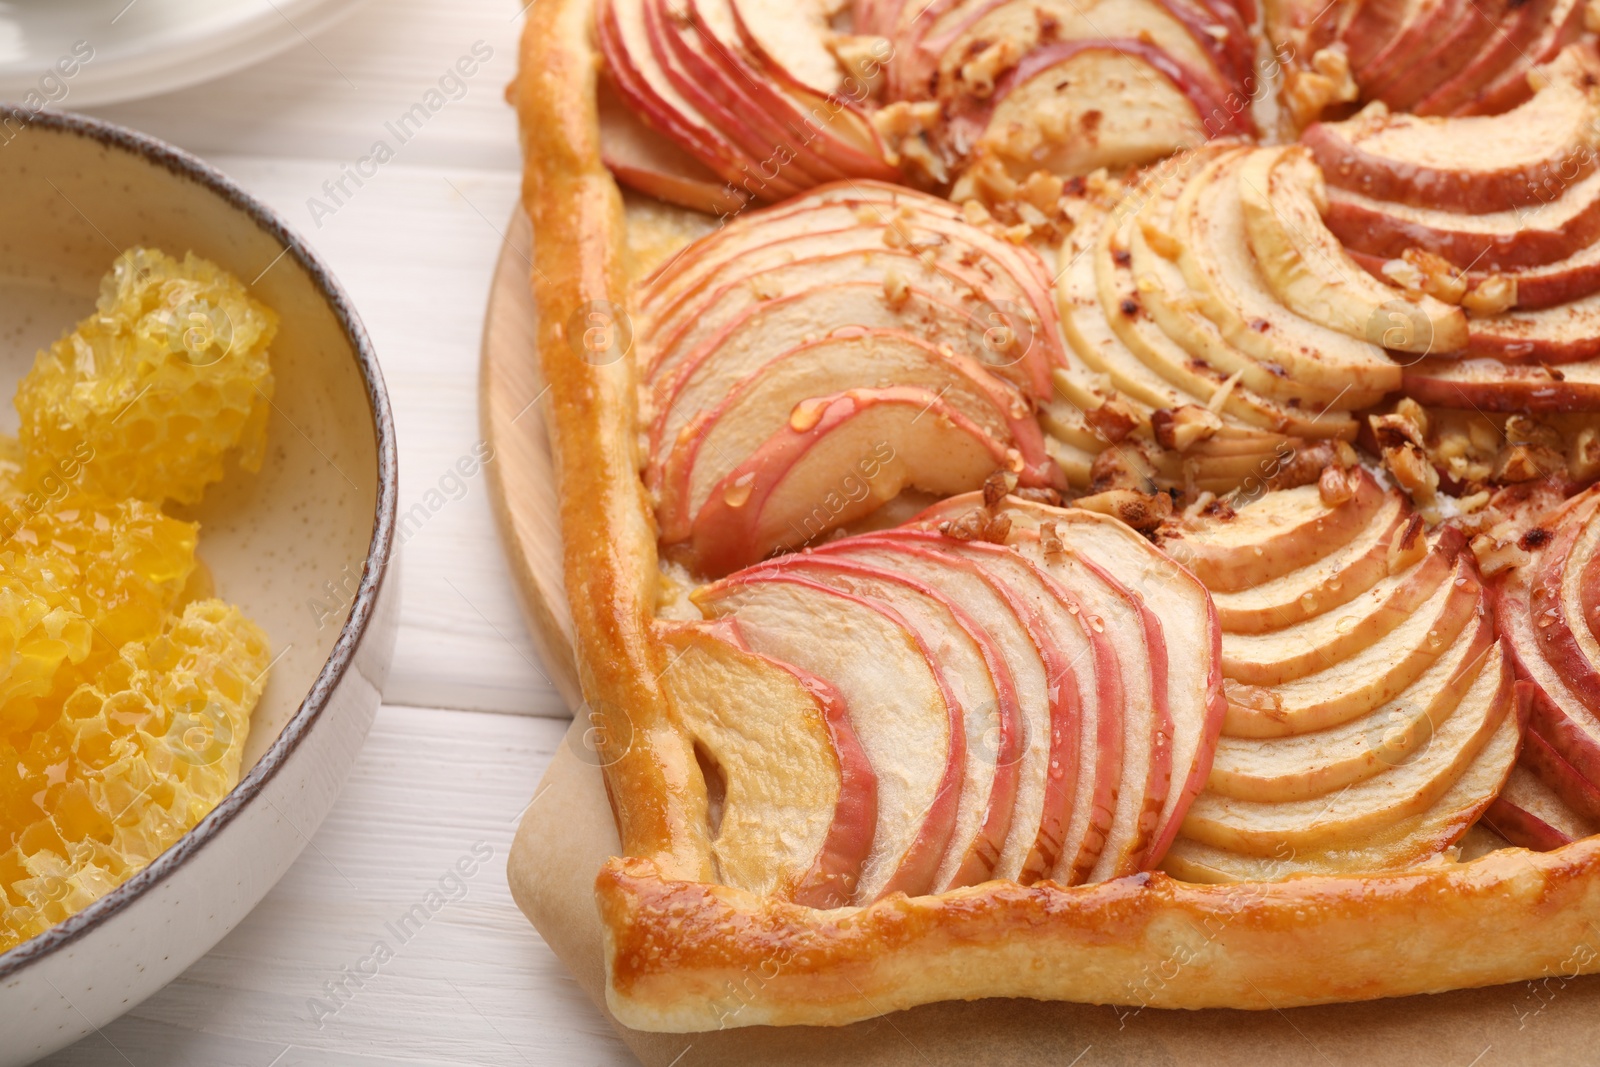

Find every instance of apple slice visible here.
[799,540,1051,885]
[827,533,1094,884]
[1057,208,1356,443]
[644,250,1045,437]
[910,503,1170,883]
[648,280,1040,460]
[916,493,1226,875]
[1220,527,1459,686]
[1411,0,1562,115]
[1224,556,1485,737]
[1465,290,1600,367]
[1096,186,1363,433]
[1162,468,1386,594]
[598,0,757,191]
[1210,614,1497,803]
[1336,0,1417,72]
[684,386,1017,576]
[1484,757,1600,851]
[1162,698,1520,883]
[1363,0,1507,113]
[1349,0,1472,96]
[1403,356,1600,413]
[644,214,1046,349]
[641,184,1060,344]
[1347,242,1600,312]
[1236,146,1466,355]
[905,532,1121,883]
[1184,641,1512,856]
[1496,490,1600,785]
[763,554,1019,891]
[1458,0,1587,117]
[1530,492,1600,717]
[653,330,1055,542]
[1127,153,1363,412]
[657,620,875,906]
[643,236,1045,389]
[1322,167,1600,271]
[1170,150,1400,407]
[674,0,897,180]
[944,42,1242,180]
[597,74,747,215]
[1303,48,1600,214]
[1205,490,1412,635]
[652,0,889,186]
[692,573,963,900]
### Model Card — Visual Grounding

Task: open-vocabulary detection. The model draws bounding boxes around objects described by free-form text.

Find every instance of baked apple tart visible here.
[511,0,1600,1031]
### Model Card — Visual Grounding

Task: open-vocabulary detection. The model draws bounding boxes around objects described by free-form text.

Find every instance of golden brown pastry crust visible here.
[513,0,1600,1032]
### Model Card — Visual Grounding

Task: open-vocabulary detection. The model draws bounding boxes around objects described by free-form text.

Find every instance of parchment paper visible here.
[508,717,1600,1066]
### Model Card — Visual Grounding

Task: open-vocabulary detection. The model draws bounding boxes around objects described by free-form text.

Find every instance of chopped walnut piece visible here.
[1471,526,1531,578]
[1152,405,1223,452]
[1074,487,1173,534]
[1283,46,1360,127]
[1462,275,1517,317]
[1396,248,1469,304]
[1495,443,1564,483]
[1085,398,1139,444]
[983,468,1019,509]
[1265,440,1359,492]
[1382,440,1440,507]
[1020,170,1064,214]
[882,268,910,308]
[1039,519,1065,559]
[1013,486,1064,506]
[828,34,891,100]
[1318,464,1358,507]
[872,101,948,185]
[1386,513,1427,574]
[1370,400,1429,449]
[1570,425,1600,482]
[1089,439,1158,493]
[958,38,1022,99]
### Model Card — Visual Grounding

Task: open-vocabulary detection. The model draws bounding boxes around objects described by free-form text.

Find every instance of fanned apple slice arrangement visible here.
[1272,0,1586,123]
[862,0,1260,184]
[1042,142,1410,492]
[1154,467,1519,881]
[1491,486,1600,850]
[640,181,1068,577]
[596,0,900,210]
[667,486,1224,905]
[1299,50,1600,412]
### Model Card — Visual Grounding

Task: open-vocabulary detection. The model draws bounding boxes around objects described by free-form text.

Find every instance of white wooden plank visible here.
[40,706,632,1067]
[85,0,528,173]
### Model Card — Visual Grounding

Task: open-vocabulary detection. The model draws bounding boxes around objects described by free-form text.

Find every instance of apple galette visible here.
[512,0,1600,1031]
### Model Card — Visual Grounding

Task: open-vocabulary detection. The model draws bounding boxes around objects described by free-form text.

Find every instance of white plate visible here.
[0,0,368,108]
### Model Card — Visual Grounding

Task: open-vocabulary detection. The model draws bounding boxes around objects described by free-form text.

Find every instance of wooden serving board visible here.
[480,208,582,710]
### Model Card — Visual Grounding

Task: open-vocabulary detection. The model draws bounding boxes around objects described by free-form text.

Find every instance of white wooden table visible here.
[40,2,635,1062]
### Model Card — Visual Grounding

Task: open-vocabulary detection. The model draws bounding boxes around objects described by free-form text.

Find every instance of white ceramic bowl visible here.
[0,107,399,1065]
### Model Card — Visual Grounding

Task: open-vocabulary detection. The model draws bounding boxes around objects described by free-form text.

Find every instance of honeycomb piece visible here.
[0,599,269,952]
[15,247,277,505]
[0,496,197,735]
[0,435,21,499]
